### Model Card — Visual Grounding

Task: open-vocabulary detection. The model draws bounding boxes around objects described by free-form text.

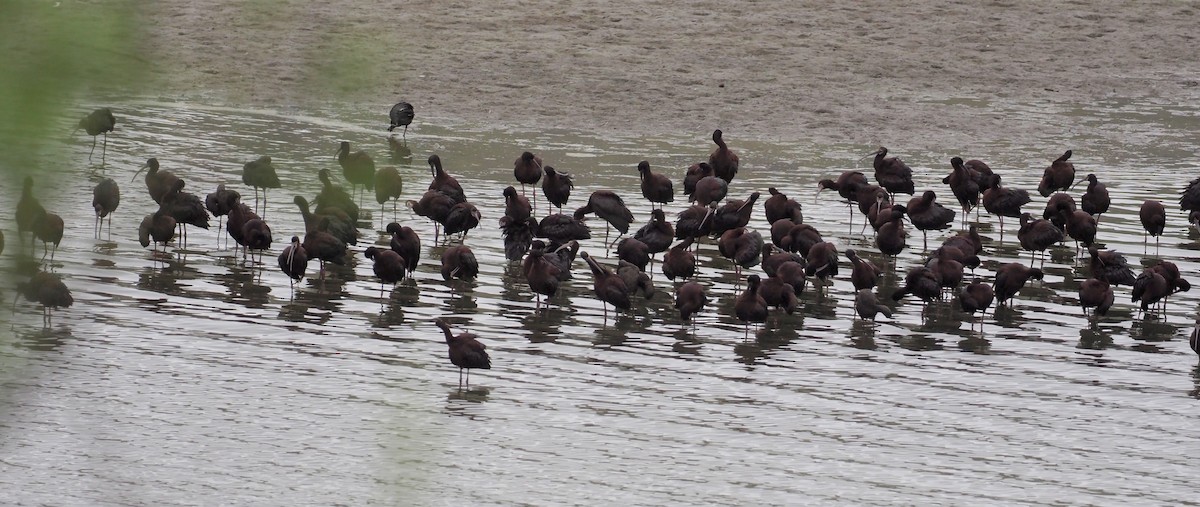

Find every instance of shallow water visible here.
[2,99,1200,505]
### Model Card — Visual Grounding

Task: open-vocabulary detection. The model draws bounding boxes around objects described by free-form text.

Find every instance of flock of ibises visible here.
[8,102,1200,386]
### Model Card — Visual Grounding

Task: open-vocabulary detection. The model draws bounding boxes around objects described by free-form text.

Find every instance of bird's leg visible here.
[101,132,108,164]
[88,136,97,161]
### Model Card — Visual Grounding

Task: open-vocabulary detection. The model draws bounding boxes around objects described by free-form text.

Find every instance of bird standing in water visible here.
[435,318,491,388]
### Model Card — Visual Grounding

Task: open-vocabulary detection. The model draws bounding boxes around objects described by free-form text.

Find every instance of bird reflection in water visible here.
[216,263,270,309]
[446,386,491,418]
[14,325,73,352]
[388,136,412,163]
[849,319,880,351]
[137,260,200,297]
[521,307,565,343]
[1078,326,1114,350]
[1129,316,1176,343]
[670,327,703,356]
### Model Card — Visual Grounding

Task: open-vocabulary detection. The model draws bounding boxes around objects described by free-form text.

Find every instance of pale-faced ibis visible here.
[708,129,739,183]
[779,222,823,257]
[1079,277,1113,318]
[982,174,1032,238]
[138,209,176,252]
[76,108,116,162]
[710,192,760,237]
[385,222,421,274]
[757,276,798,315]
[1131,268,1170,313]
[132,158,180,205]
[616,261,655,301]
[735,275,769,337]
[441,245,478,282]
[205,184,240,249]
[388,101,415,136]
[1038,150,1075,197]
[875,204,908,262]
[1075,173,1110,222]
[675,204,715,242]
[408,189,456,241]
[427,154,466,203]
[906,190,955,250]
[994,262,1043,306]
[1087,245,1136,286]
[1139,200,1166,254]
[575,191,634,249]
[278,236,308,288]
[944,157,981,224]
[316,168,361,224]
[16,176,45,251]
[855,289,892,321]
[161,179,211,247]
[637,161,674,210]
[33,212,64,262]
[616,237,651,271]
[523,240,561,309]
[764,187,803,224]
[503,186,532,223]
[295,195,357,246]
[1059,208,1097,252]
[537,213,591,244]
[959,278,994,327]
[691,174,729,207]
[663,238,697,280]
[633,209,673,256]
[845,249,882,291]
[675,281,707,322]
[434,318,491,388]
[541,165,573,214]
[242,156,280,215]
[804,241,838,286]
[865,147,915,198]
[1018,213,1062,267]
[500,216,538,261]
[364,246,406,297]
[1043,193,1076,230]
[717,227,763,280]
[15,271,73,326]
[374,167,404,227]
[514,152,543,199]
[443,202,482,240]
[337,141,376,204]
[762,244,804,278]
[682,162,714,199]
[92,178,119,238]
[581,251,631,320]
[303,226,347,281]
[892,266,941,305]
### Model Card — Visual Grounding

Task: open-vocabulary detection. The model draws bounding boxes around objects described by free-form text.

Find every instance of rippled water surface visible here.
[3,99,1200,505]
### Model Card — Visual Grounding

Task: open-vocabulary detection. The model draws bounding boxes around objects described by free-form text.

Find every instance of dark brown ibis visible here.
[132,158,180,205]
[1018,213,1062,267]
[638,161,674,210]
[675,281,707,323]
[374,166,404,227]
[717,227,763,281]
[662,238,697,281]
[1079,277,1113,318]
[691,174,729,207]
[1087,245,1136,286]
[205,184,240,249]
[541,165,573,214]
[1139,199,1166,254]
[315,168,361,224]
[818,170,869,230]
[514,151,544,199]
[633,209,673,257]
[523,240,561,310]
[295,195,357,246]
[76,107,116,162]
[780,222,823,257]
[865,147,915,198]
[435,318,491,388]
[856,185,892,235]
[710,192,760,237]
[804,241,839,286]
[441,245,478,282]
[944,157,981,225]
[761,244,804,278]
[500,216,538,261]
[941,224,984,260]
[906,190,955,250]
[385,222,421,274]
[674,204,715,243]
[33,212,64,262]
[16,176,45,252]
[408,190,456,242]
[1131,268,1171,313]
[581,251,631,320]
[1148,260,1191,299]
[336,141,376,205]
[855,289,892,321]
[769,218,799,250]
[302,226,347,282]
[892,266,941,305]
[1038,150,1075,197]
[364,246,406,298]
[242,218,272,261]
[1043,193,1076,230]
[1059,208,1097,253]
[982,174,1032,238]
[682,162,714,199]
[708,129,739,183]
[242,156,280,216]
[927,247,965,297]
[758,276,798,315]
[544,240,579,282]
[875,204,908,263]
[138,209,176,252]
[616,261,655,301]
[278,236,308,288]
[388,101,415,137]
[845,249,882,291]
[1180,176,1200,214]
[15,271,73,326]
[161,179,211,248]
[775,261,807,298]
[92,177,120,239]
[537,213,591,244]
[1075,173,1110,222]
[443,202,482,240]
[994,262,1043,306]
[959,278,994,328]
[735,275,769,337]
[616,237,651,272]
[427,154,466,203]
[764,187,803,225]
[503,186,532,223]
[574,191,634,249]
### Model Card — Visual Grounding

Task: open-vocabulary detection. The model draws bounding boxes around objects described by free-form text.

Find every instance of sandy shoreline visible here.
[136,0,1200,149]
